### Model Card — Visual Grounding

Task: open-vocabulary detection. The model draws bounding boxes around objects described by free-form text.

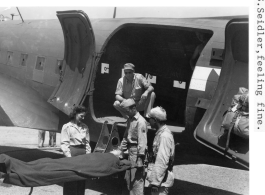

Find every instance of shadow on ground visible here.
[173,141,248,170]
[81,177,243,195]
[168,179,243,195]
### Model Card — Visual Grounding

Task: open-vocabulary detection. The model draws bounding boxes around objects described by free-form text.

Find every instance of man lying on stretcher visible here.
[0,149,140,187]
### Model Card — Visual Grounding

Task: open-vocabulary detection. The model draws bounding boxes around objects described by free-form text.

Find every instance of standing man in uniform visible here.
[145,107,175,195]
[114,63,156,119]
[120,98,148,195]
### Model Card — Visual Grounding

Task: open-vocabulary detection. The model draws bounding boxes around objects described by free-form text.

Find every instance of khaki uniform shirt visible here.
[121,112,148,155]
[145,125,175,187]
[115,73,151,101]
[61,121,91,157]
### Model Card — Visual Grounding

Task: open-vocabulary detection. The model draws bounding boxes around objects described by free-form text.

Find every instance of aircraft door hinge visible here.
[59,73,64,82]
[86,88,95,96]
[195,98,211,109]
[81,67,86,78]
[49,96,57,102]
[231,154,237,161]
[93,51,104,60]
[211,48,224,60]
[210,48,224,67]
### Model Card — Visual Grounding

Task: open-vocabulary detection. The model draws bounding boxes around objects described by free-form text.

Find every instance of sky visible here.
[0,0,250,20]
[0,0,260,194]
[0,7,249,20]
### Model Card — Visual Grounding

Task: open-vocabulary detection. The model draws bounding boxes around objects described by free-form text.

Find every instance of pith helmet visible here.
[147,106,167,121]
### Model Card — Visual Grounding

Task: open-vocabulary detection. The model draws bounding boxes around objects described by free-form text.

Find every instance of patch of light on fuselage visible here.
[189,67,221,91]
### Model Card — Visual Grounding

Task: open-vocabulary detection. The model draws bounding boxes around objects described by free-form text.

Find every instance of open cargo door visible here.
[194,18,249,168]
[49,10,95,115]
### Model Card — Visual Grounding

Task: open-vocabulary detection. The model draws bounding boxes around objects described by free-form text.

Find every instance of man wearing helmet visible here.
[145,107,175,195]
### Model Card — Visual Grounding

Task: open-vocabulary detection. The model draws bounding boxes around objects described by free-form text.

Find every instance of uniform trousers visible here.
[114,92,155,118]
[125,147,145,195]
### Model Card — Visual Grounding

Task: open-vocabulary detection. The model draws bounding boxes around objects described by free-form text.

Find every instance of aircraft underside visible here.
[0,71,68,131]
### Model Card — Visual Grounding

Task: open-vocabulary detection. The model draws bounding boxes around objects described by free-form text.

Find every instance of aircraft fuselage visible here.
[0,12,249,167]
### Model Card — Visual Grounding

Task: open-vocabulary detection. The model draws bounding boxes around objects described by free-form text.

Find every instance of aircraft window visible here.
[7,51,13,65]
[20,54,28,66]
[35,57,45,71]
[55,59,63,74]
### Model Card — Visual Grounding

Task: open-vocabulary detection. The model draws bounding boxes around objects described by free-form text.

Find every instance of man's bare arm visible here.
[141,85,154,99]
[115,94,125,102]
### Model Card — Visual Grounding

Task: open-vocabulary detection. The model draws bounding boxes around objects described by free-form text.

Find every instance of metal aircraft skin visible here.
[0,11,248,168]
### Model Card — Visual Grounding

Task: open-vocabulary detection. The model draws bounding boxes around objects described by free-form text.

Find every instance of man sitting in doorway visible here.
[113,63,156,119]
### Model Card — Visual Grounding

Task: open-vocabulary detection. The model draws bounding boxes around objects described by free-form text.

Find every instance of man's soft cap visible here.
[147,106,167,121]
[124,63,135,71]
[120,98,136,108]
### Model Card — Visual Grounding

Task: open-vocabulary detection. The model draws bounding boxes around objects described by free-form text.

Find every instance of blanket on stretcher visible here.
[0,153,131,187]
